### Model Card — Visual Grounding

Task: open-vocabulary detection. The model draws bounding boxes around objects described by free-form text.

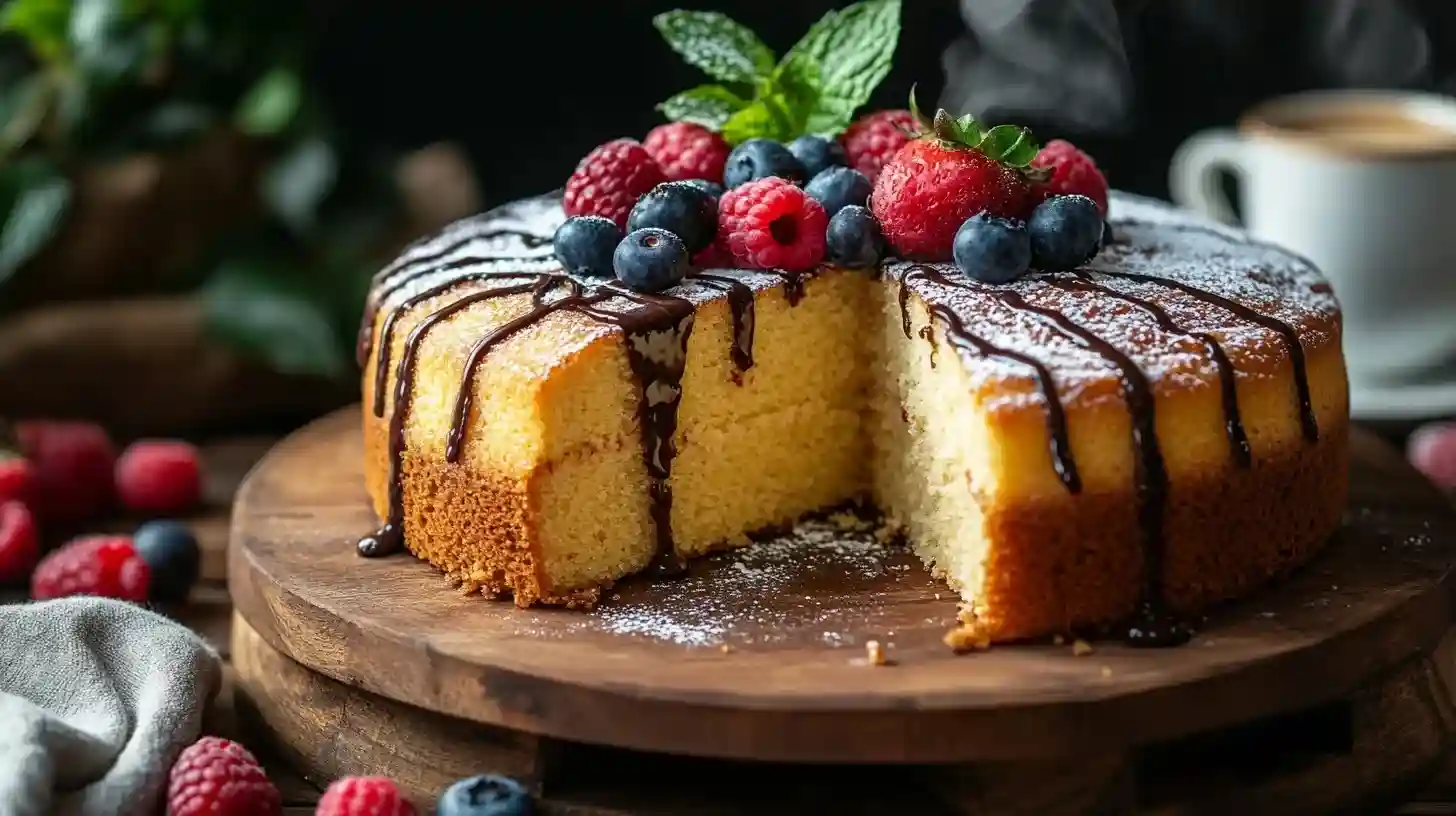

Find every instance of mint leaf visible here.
[654,11,775,85]
[785,0,900,121]
[0,160,70,289]
[203,262,349,380]
[235,67,302,136]
[2,0,70,62]
[721,100,792,146]
[802,93,859,138]
[657,84,748,130]
[977,124,1039,167]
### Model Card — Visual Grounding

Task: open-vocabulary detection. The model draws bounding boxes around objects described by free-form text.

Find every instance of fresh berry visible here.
[723,139,807,188]
[692,238,734,269]
[0,454,35,508]
[805,167,872,218]
[953,214,1031,284]
[31,534,149,602]
[16,421,116,522]
[614,228,690,293]
[1101,220,1115,249]
[682,179,724,199]
[1409,422,1456,490]
[870,139,1034,261]
[1030,139,1109,216]
[0,501,39,583]
[626,181,719,253]
[1028,194,1103,271]
[788,135,848,180]
[563,139,666,227]
[437,774,534,816]
[166,736,281,816]
[115,439,202,514]
[643,122,730,185]
[317,776,416,816]
[840,109,918,181]
[134,519,200,603]
[553,216,622,279]
[718,177,828,271]
[825,205,885,269]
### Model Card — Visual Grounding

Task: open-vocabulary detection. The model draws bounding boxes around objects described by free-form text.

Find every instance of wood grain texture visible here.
[229,408,1456,763]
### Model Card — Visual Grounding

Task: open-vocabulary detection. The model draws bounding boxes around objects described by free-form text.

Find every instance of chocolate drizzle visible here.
[899,266,1081,492]
[1055,273,1252,468]
[767,270,809,306]
[695,273,755,372]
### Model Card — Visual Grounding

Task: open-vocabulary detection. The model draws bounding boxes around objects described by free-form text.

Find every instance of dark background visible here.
[308,0,1456,210]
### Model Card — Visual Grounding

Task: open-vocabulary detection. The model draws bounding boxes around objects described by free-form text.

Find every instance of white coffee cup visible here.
[1170,90,1456,420]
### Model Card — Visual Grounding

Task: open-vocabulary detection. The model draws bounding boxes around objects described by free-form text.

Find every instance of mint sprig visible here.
[654,0,901,145]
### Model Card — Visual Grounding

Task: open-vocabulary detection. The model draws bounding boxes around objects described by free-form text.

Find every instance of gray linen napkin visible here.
[0,598,221,816]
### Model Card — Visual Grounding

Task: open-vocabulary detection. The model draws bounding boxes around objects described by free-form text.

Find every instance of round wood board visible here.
[229,408,1456,763]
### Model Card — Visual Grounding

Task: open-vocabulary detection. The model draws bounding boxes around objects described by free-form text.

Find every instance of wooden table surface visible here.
[11,435,1456,814]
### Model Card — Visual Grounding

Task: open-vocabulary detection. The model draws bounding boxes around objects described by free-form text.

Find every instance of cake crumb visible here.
[933,593,941,601]
[866,640,886,665]
[1052,634,1065,646]
[1072,639,1094,657]
[828,511,871,532]
[719,644,733,654]
[1100,666,1113,678]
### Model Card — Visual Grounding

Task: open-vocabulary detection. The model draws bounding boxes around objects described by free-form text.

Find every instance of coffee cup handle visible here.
[1169,129,1246,225]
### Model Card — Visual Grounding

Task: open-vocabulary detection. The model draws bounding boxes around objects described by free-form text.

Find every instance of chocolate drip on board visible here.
[1055,273,1252,468]
[899,266,1081,493]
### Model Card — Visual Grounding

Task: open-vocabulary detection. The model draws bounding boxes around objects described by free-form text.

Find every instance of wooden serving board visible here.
[230,408,1456,812]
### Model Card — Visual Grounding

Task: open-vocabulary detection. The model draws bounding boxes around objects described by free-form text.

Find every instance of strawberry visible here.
[869,107,1039,261]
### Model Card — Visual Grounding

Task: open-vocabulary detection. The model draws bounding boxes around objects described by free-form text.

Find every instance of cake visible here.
[355,191,1348,645]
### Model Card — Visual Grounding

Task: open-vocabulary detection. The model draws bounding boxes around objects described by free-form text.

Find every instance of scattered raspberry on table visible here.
[17,420,116,522]
[116,439,203,514]
[167,736,281,816]
[317,776,416,816]
[31,534,149,602]
[0,501,39,582]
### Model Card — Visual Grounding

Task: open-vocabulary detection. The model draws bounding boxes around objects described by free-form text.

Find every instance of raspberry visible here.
[16,421,116,522]
[317,776,416,816]
[116,439,203,514]
[31,534,149,602]
[0,454,35,508]
[871,139,1034,261]
[718,178,828,271]
[563,139,665,228]
[0,501,39,582]
[643,122,730,184]
[1409,422,1456,491]
[1031,139,1110,216]
[840,109,919,182]
[167,736,281,816]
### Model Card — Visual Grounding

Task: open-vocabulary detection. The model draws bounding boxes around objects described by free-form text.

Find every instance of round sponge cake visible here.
[357,192,1347,644]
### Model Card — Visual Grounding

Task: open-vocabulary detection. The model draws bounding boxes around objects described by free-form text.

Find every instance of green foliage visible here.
[0,0,406,381]
[654,0,902,145]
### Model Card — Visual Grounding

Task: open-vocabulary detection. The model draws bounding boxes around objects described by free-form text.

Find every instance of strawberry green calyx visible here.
[654,0,901,145]
[908,86,1051,183]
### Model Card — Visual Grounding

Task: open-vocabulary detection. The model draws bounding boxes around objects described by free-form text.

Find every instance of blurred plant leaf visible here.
[155,0,202,26]
[142,100,213,145]
[1,0,72,63]
[0,159,72,289]
[263,136,337,235]
[235,67,302,136]
[202,261,348,379]
[0,75,54,160]
[69,0,148,85]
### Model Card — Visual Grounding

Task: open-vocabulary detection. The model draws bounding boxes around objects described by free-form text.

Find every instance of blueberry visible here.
[1101,220,1115,249]
[681,179,724,199]
[787,135,848,179]
[805,167,872,219]
[614,228,690,293]
[133,520,200,603]
[438,774,533,816]
[626,182,718,253]
[1028,194,1104,271]
[723,139,807,188]
[825,205,884,269]
[953,214,1031,284]
[553,216,622,279]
